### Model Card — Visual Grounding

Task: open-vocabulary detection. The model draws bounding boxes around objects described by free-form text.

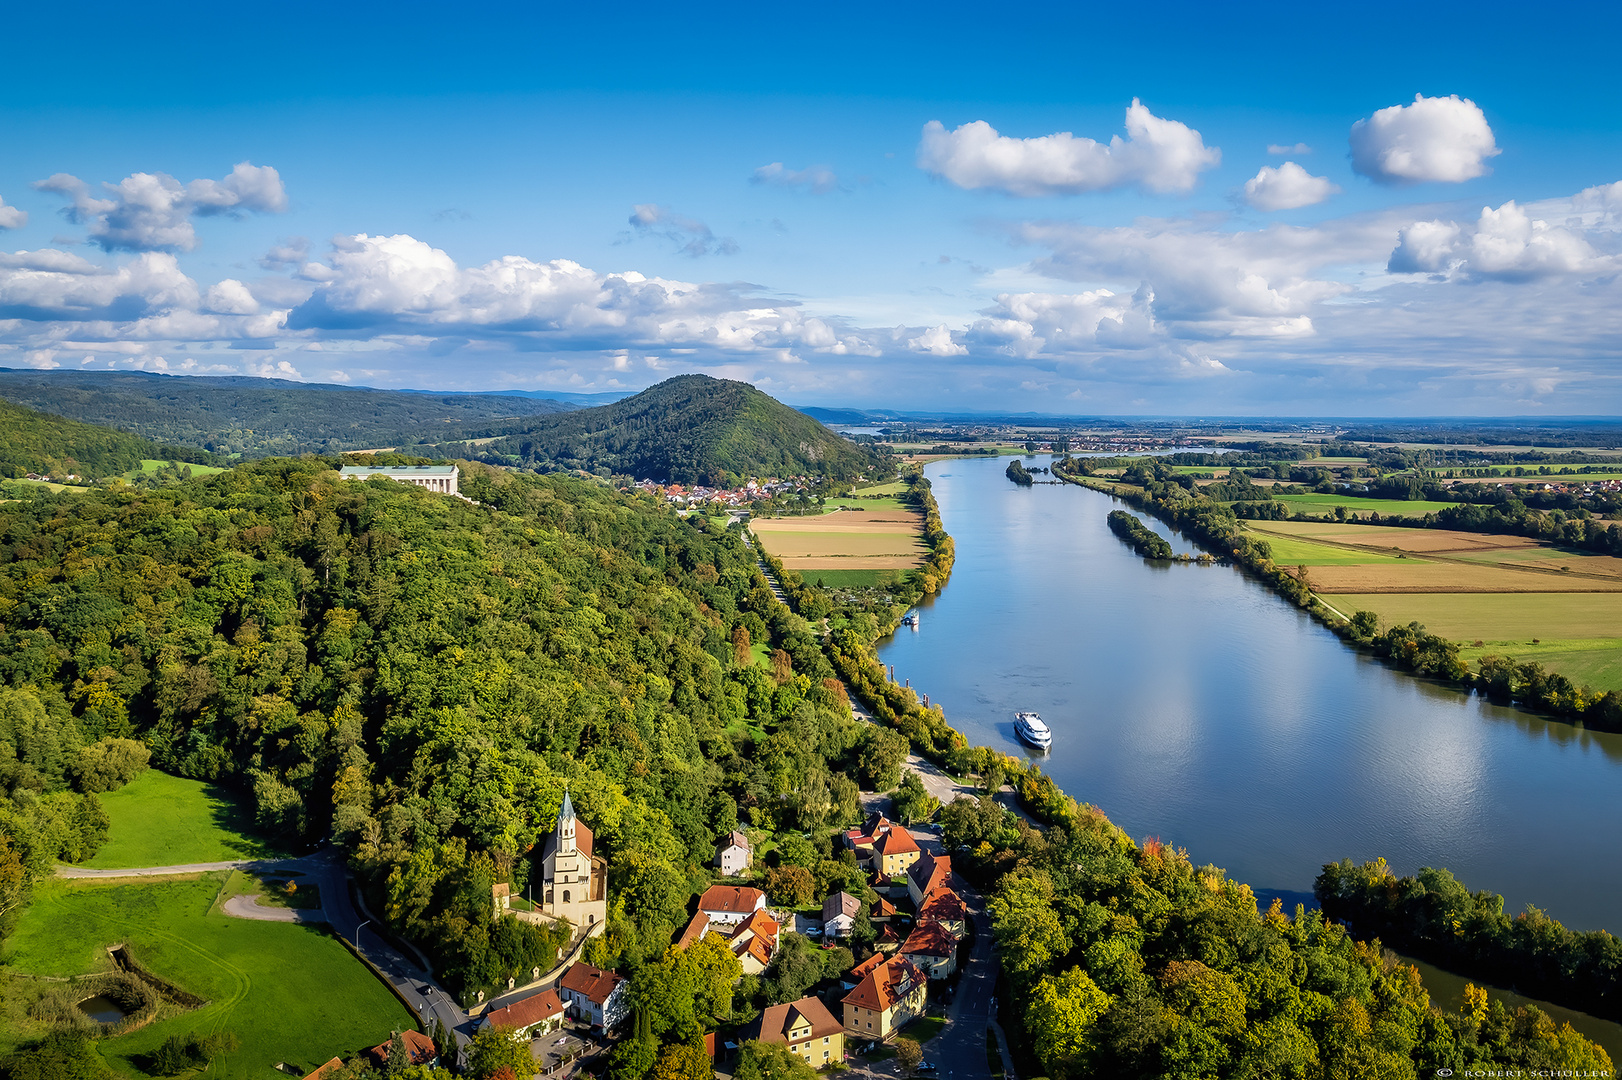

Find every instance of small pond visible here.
[77,995,128,1024]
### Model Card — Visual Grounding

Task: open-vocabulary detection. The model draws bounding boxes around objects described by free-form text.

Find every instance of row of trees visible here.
[1105,511,1173,559]
[941,795,1614,1077]
[1316,859,1622,1021]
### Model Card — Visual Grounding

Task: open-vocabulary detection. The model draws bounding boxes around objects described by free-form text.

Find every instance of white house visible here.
[557,963,628,1031]
[715,831,753,877]
[698,884,767,926]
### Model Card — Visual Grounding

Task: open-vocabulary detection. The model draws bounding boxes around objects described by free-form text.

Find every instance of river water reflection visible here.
[876,454,1622,932]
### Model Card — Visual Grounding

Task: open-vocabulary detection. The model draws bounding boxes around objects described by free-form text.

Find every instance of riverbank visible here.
[839,455,1621,1046]
[1056,466,1622,731]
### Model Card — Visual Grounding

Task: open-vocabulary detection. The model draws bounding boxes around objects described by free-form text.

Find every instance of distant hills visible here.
[0,397,213,482]
[448,374,889,484]
[0,370,579,457]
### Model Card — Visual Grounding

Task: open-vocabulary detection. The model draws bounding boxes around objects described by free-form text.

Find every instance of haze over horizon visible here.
[3,1,1620,416]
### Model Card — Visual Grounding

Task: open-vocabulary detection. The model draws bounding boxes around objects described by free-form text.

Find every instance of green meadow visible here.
[3,875,412,1077]
[1268,493,1458,517]
[84,770,280,869]
[1247,532,1401,566]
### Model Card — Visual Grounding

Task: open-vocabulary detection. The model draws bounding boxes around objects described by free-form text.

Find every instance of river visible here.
[877,453,1622,935]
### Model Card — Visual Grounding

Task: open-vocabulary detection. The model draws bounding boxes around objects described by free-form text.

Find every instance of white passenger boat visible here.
[1014,711,1052,750]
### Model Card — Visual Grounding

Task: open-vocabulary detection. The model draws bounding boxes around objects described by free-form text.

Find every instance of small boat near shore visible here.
[900,612,919,627]
[1014,711,1052,750]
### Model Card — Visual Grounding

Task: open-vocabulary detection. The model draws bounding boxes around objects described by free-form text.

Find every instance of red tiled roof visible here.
[700,884,765,915]
[734,907,780,945]
[558,963,624,1005]
[481,990,563,1034]
[874,829,919,856]
[908,852,952,897]
[901,921,957,958]
[302,1058,343,1080]
[721,830,751,851]
[676,911,711,950]
[752,996,842,1045]
[871,897,897,918]
[737,933,775,968]
[575,821,593,860]
[918,888,966,924]
[847,952,885,982]
[842,956,924,1013]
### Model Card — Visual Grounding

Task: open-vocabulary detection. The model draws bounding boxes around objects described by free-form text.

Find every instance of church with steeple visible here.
[537,788,607,932]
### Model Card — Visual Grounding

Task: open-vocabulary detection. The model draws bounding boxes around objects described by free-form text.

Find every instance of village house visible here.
[557,962,629,1031]
[674,906,781,976]
[715,831,753,877]
[900,920,959,979]
[367,1030,439,1069]
[698,884,767,926]
[906,852,953,908]
[338,463,460,496]
[746,996,845,1067]
[821,891,862,939]
[916,888,967,938]
[841,955,928,1041]
[843,814,921,877]
[841,952,884,991]
[479,989,566,1039]
[538,790,608,932]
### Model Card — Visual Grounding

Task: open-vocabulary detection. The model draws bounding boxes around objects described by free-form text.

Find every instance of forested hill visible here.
[446,374,889,484]
[0,458,880,1004]
[0,397,215,481]
[0,369,574,458]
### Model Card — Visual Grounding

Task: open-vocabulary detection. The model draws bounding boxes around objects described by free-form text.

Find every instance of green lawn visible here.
[1247,533,1401,566]
[4,875,413,1078]
[84,770,280,869]
[1268,494,1458,517]
[849,481,908,496]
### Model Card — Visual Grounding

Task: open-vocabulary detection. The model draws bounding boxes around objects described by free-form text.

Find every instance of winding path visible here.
[221,894,326,923]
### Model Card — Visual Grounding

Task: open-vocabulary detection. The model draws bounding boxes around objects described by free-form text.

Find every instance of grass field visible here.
[1254,534,1403,566]
[1267,493,1457,517]
[794,568,901,588]
[125,459,229,478]
[85,771,280,869]
[1241,519,1622,691]
[3,875,413,1077]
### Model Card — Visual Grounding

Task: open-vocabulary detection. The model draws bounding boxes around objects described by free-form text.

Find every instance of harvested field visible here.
[753,509,926,571]
[1306,562,1622,594]
[1245,520,1544,554]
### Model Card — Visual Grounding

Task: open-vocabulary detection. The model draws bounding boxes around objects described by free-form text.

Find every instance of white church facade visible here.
[537,789,607,931]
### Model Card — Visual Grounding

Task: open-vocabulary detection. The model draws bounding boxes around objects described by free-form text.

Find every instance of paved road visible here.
[57,857,305,878]
[222,894,326,923]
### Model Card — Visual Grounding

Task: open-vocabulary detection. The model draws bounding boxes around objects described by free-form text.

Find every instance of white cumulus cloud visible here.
[1349,94,1500,184]
[752,163,841,194]
[1268,143,1312,156]
[907,325,967,356]
[0,195,26,230]
[33,162,287,252]
[917,99,1221,197]
[1243,162,1340,211]
[1388,200,1614,280]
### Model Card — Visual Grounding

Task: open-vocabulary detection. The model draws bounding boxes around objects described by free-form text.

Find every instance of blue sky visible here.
[2,1,1620,414]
